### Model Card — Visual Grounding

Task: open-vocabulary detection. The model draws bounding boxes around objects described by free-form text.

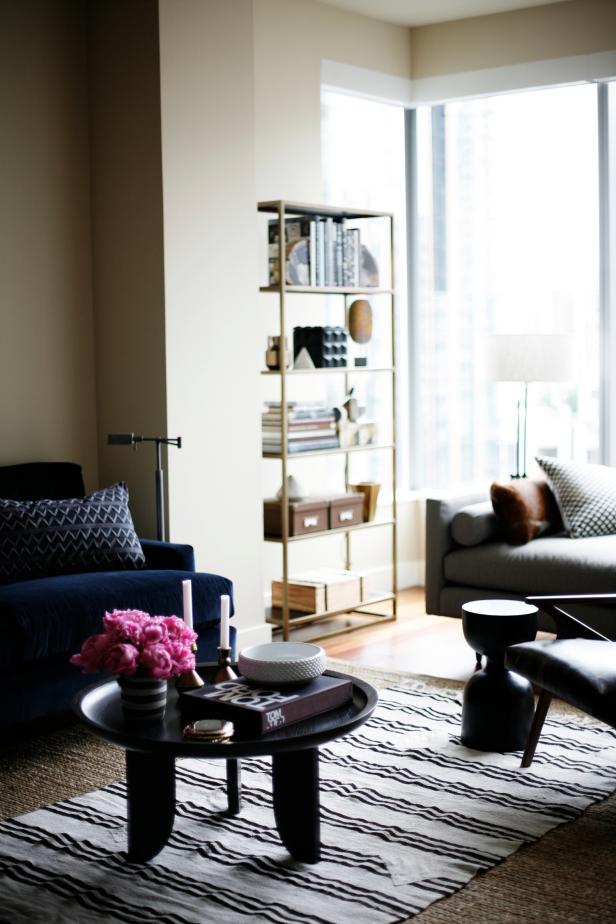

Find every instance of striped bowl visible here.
[118,676,168,722]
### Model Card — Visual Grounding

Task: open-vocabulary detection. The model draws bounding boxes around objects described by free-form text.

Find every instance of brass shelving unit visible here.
[259,200,398,642]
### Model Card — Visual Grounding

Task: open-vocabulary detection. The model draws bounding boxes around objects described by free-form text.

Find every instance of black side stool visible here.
[461,599,538,751]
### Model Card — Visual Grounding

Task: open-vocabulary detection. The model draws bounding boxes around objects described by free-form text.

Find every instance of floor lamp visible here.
[486,334,574,479]
[107,433,182,541]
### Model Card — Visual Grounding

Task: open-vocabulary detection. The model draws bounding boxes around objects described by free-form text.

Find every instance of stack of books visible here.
[181,673,353,736]
[269,216,375,288]
[262,402,339,455]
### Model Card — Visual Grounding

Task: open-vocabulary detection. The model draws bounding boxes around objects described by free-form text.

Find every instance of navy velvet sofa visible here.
[0,462,235,727]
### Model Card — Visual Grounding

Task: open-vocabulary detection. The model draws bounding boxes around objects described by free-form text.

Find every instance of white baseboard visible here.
[397,559,424,590]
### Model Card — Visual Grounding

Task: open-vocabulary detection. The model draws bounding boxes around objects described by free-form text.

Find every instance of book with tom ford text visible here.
[180,674,353,735]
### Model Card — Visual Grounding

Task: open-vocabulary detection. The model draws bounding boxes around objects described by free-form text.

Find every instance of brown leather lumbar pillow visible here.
[490,478,562,545]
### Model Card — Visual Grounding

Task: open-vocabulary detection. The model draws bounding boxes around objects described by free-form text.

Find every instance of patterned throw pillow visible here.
[0,482,145,584]
[535,457,616,538]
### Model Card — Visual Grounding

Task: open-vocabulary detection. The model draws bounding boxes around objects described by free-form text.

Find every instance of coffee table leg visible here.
[125,751,175,862]
[226,758,241,815]
[272,748,320,863]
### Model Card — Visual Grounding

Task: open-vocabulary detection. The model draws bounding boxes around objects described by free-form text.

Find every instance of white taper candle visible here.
[220,595,230,649]
[182,579,193,631]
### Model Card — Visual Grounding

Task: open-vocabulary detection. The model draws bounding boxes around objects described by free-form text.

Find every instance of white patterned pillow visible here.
[535,457,616,538]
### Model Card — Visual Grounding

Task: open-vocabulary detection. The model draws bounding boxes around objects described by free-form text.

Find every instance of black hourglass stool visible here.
[461,599,538,752]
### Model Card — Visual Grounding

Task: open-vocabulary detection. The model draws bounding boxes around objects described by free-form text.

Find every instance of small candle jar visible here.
[265,336,291,370]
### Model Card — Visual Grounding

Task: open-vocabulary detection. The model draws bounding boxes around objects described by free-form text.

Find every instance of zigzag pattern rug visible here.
[1,683,616,924]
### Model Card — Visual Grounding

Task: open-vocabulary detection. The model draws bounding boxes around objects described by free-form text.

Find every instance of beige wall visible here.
[411,0,616,79]
[9,0,608,605]
[88,0,167,537]
[0,0,98,489]
[158,0,267,642]
[253,0,412,201]
[254,0,422,592]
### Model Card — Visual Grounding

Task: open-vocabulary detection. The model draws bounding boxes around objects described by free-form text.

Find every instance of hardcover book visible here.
[263,437,340,454]
[181,674,353,735]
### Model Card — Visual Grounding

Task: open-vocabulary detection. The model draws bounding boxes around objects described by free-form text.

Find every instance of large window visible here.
[412,84,600,488]
[322,83,603,490]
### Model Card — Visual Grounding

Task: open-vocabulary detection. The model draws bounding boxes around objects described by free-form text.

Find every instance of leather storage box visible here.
[328,494,364,529]
[264,498,329,537]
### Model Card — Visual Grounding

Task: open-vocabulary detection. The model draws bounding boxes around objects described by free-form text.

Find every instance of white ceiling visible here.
[319,0,570,28]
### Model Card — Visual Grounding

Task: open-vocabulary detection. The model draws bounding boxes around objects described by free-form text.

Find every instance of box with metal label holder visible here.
[263,497,329,537]
[328,493,364,528]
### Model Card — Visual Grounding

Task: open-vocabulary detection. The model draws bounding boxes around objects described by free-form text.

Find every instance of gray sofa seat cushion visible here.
[444,535,616,596]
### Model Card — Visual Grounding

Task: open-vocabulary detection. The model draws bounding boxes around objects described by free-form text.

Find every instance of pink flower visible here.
[140,620,169,646]
[103,609,149,643]
[104,643,140,678]
[161,615,197,647]
[71,608,199,680]
[140,643,174,679]
[70,633,112,673]
[168,639,196,674]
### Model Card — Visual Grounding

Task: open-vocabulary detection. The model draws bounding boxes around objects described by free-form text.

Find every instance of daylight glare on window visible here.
[413,84,600,488]
[321,89,407,489]
[321,83,600,491]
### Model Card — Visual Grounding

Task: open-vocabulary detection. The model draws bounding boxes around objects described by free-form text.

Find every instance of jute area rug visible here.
[1,661,616,924]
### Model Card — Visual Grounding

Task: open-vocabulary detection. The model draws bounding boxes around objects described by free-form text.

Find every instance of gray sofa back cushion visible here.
[451,501,500,547]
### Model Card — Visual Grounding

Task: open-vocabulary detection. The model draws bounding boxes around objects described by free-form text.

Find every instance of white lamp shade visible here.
[486,334,575,384]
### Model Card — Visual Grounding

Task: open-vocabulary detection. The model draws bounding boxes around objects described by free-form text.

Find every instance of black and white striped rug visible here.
[2,683,616,924]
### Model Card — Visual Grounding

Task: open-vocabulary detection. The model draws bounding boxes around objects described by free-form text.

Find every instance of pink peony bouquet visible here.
[70,609,198,680]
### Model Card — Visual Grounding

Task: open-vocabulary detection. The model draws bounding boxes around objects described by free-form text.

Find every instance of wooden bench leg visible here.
[521,688,552,768]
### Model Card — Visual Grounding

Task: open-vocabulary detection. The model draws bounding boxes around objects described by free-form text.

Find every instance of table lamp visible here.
[486,334,574,478]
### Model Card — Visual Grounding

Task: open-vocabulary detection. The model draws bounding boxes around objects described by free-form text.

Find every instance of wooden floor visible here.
[321,587,477,681]
[321,587,553,683]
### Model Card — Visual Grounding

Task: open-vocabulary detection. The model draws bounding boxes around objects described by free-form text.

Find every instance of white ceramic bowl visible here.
[238,642,327,686]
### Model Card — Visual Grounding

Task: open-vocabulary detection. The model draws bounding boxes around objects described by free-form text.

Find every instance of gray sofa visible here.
[426,491,616,637]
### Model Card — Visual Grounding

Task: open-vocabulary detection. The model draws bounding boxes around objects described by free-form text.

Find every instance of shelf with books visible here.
[261,367,395,376]
[258,199,397,643]
[262,443,395,460]
[264,518,395,544]
[260,285,395,295]
[257,200,393,220]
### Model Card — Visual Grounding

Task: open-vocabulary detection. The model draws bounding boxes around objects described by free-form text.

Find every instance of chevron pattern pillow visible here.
[0,482,145,584]
[535,456,616,538]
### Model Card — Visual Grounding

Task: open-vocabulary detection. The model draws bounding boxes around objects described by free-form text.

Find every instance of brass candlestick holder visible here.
[175,644,204,691]
[212,646,237,684]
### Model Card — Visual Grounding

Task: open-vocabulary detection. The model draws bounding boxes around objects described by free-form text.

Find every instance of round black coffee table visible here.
[461,599,538,752]
[73,668,377,865]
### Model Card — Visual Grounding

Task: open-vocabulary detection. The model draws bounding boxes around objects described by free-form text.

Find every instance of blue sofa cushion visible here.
[0,482,145,584]
[0,569,233,671]
[0,461,85,501]
[140,538,195,571]
[0,623,237,727]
